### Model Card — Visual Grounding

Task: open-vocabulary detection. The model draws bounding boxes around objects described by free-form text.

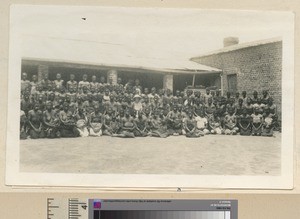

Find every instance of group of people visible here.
[20,72,278,139]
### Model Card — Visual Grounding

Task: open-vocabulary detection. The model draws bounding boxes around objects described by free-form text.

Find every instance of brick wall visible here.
[192,41,282,117]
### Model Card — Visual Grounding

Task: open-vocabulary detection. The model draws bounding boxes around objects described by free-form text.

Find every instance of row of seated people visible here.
[20,96,277,139]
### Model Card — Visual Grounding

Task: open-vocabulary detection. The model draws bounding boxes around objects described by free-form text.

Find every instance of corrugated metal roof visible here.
[22,35,221,74]
[190,37,282,60]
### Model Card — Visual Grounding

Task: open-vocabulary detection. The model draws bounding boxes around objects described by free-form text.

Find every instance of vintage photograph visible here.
[6,6,294,188]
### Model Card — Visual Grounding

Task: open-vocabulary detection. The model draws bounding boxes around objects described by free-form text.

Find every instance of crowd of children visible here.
[20,72,278,139]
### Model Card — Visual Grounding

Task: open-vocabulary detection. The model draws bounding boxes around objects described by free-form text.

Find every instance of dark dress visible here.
[59,110,80,137]
[27,109,45,139]
[239,115,252,136]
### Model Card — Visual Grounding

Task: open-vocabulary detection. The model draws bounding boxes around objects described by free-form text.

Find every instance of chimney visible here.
[223,37,239,47]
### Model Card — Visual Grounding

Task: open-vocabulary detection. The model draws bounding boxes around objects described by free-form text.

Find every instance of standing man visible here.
[39,73,52,91]
[251,90,260,104]
[30,74,38,94]
[261,90,270,105]
[78,74,90,91]
[204,88,212,104]
[98,76,107,93]
[90,75,99,90]
[54,73,64,90]
[21,72,31,94]
[66,74,78,91]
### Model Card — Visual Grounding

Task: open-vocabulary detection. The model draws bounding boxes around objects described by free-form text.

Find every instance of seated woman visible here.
[102,107,114,136]
[27,103,45,139]
[253,98,265,115]
[118,109,135,138]
[89,105,103,137]
[238,108,252,136]
[43,101,61,138]
[149,110,169,138]
[223,107,239,135]
[251,107,263,136]
[166,105,183,136]
[208,113,223,135]
[261,109,274,137]
[59,102,80,137]
[75,107,89,137]
[183,110,201,138]
[133,113,148,137]
[108,115,122,137]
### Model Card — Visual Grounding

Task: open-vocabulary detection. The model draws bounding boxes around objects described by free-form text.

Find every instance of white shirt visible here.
[195,116,207,129]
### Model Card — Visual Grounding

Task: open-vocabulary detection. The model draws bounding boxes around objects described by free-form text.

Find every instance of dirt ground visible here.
[20,133,281,175]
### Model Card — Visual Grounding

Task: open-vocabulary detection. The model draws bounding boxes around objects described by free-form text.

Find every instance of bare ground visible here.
[20,133,281,175]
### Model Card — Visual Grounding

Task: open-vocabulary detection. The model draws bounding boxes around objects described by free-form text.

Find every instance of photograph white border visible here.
[5,5,295,189]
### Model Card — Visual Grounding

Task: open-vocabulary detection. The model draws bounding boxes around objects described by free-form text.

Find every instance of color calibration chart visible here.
[47,199,237,219]
[92,210,230,219]
[89,199,237,219]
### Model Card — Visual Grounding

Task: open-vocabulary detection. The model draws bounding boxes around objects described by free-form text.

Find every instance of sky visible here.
[11,6,294,64]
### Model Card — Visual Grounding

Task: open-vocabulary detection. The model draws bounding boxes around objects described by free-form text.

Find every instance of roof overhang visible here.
[22,58,222,75]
